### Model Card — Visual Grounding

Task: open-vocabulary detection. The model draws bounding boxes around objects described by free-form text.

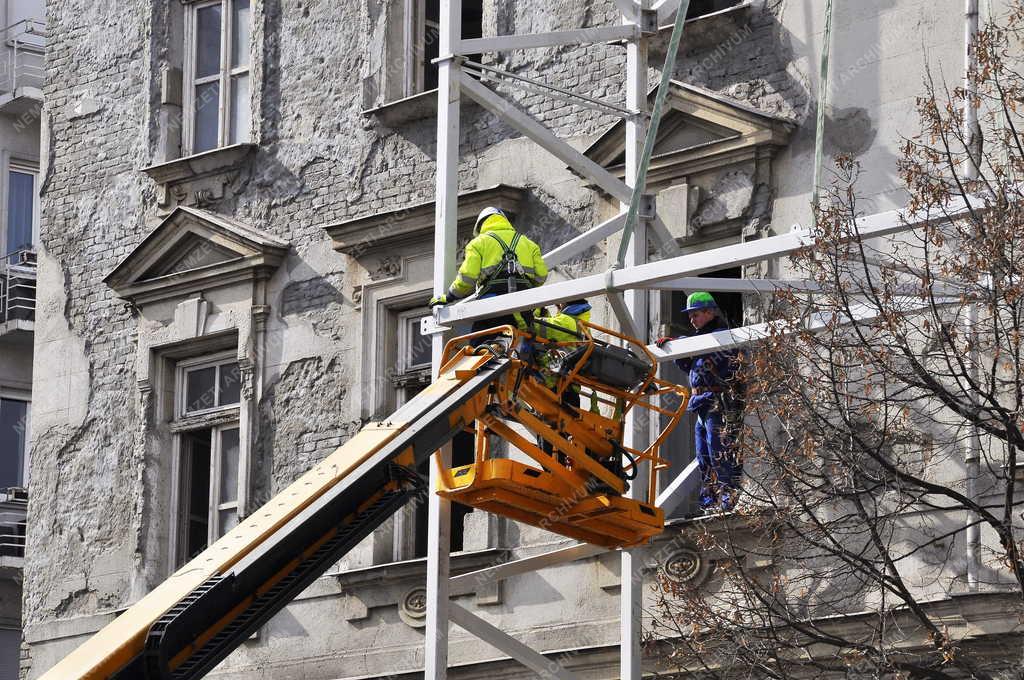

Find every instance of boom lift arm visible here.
[40,325,689,680]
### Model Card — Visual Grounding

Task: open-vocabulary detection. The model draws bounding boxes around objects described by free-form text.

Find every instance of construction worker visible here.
[656,291,743,513]
[429,207,547,338]
[535,298,593,408]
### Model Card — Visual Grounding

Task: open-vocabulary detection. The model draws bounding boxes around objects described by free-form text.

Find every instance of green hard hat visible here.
[683,291,717,313]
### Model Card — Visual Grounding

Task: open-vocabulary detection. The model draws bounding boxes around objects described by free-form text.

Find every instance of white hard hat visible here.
[474,206,506,234]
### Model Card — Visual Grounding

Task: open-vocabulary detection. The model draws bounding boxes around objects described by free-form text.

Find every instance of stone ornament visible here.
[398,586,428,628]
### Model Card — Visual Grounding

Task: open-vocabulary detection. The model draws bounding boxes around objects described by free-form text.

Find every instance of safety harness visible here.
[481,232,533,295]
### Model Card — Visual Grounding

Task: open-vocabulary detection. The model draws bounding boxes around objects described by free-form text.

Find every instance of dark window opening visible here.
[0,398,28,489]
[422,1,482,92]
[669,267,743,335]
[181,429,212,563]
[686,0,741,19]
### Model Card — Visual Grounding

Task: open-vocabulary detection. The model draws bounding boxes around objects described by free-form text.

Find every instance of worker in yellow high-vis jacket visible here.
[430,207,548,336]
[536,299,593,409]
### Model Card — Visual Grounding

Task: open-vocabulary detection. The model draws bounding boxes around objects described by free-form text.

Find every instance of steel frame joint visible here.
[639,8,660,34]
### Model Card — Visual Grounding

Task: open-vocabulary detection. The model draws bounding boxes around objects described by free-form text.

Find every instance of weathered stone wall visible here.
[24,0,973,677]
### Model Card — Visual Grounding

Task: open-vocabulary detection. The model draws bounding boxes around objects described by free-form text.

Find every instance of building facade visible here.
[0,1,44,678]
[19,0,1007,678]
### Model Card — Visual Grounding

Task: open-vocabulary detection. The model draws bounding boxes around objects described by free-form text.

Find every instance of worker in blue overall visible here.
[657,291,744,513]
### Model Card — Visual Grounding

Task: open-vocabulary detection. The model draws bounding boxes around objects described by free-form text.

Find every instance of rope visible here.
[811,0,835,226]
[614,0,692,268]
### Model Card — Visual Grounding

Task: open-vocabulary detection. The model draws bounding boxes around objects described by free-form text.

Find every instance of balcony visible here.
[0,249,36,335]
[0,18,45,118]
[0,488,26,575]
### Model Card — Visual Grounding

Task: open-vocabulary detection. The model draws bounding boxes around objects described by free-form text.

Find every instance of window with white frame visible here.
[5,162,36,262]
[402,0,482,97]
[0,396,29,490]
[173,352,243,564]
[184,0,252,155]
[392,308,433,407]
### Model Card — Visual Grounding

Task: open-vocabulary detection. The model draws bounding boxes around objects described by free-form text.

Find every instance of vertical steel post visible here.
[621,3,648,678]
[426,0,462,676]
[963,0,981,592]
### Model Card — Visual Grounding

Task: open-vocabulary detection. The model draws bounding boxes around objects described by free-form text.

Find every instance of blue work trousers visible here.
[694,409,742,510]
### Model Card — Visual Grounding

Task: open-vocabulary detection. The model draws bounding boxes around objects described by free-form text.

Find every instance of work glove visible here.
[429,294,448,308]
[686,391,714,413]
[655,336,675,348]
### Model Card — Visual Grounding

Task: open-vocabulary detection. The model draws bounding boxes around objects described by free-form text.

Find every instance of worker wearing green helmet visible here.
[656,291,744,513]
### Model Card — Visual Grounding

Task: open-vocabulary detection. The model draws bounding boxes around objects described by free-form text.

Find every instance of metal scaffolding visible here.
[424,1,966,676]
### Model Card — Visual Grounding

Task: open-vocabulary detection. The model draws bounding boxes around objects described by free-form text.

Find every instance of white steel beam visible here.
[650,215,681,258]
[455,70,634,204]
[649,298,953,362]
[544,212,628,267]
[449,543,607,588]
[639,276,821,293]
[434,189,983,325]
[653,0,683,22]
[450,604,582,679]
[609,290,643,339]
[459,26,640,54]
[621,1,654,675]
[426,1,462,677]
[435,227,817,325]
[434,190,985,326]
[655,458,700,516]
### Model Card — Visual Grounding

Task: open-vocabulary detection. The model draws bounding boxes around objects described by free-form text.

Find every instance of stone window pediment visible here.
[105,206,289,305]
[583,80,794,189]
[322,184,526,260]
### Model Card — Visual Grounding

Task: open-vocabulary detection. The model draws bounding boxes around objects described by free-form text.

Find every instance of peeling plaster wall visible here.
[25,0,972,677]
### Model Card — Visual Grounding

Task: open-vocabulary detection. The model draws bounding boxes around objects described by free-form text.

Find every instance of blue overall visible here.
[674,318,743,511]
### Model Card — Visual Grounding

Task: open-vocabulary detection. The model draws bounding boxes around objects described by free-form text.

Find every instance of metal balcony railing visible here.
[1,249,36,324]
[0,18,45,94]
[0,489,27,559]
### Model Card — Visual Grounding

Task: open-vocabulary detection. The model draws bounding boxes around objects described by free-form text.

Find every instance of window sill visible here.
[362,88,440,127]
[169,409,241,433]
[141,143,257,186]
[0,86,43,116]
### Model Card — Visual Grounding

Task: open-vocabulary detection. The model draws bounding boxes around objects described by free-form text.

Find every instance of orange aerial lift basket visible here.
[435,319,691,549]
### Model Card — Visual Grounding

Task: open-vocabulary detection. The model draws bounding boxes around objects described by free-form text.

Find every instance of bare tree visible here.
[649,5,1024,679]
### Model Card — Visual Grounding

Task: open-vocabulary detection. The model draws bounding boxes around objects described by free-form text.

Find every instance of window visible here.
[172,352,244,564]
[178,424,241,561]
[388,305,473,560]
[5,163,36,263]
[686,0,742,19]
[403,0,482,97]
[179,357,241,416]
[0,397,29,490]
[184,0,251,155]
[392,308,433,406]
[0,627,19,680]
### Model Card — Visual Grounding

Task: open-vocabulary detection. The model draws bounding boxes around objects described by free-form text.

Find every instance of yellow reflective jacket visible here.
[537,301,592,343]
[447,214,548,299]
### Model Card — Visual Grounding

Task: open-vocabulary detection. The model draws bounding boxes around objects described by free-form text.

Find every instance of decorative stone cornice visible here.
[582,81,794,190]
[322,184,527,259]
